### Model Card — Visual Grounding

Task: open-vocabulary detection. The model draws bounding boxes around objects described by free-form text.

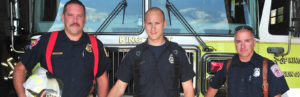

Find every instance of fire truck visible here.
[0,0,300,97]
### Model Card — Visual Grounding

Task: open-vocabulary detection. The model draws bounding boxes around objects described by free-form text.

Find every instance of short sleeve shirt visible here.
[210,52,289,97]
[116,38,195,97]
[20,30,110,97]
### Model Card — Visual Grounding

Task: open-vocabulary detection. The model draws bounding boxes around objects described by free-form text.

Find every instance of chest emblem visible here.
[169,54,174,64]
[85,43,92,53]
[253,67,260,77]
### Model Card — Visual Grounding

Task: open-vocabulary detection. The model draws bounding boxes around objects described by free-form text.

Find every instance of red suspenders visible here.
[46,31,99,83]
[88,34,99,84]
[46,31,59,74]
[262,58,269,97]
[225,58,269,97]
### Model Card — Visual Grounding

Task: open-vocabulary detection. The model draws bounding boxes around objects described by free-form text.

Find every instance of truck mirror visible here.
[267,47,284,56]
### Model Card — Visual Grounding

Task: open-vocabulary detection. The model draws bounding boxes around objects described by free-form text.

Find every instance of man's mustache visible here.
[70,23,80,27]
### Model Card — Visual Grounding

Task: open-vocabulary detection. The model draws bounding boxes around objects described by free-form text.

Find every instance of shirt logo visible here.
[271,64,284,77]
[169,54,174,64]
[85,43,92,53]
[253,67,260,77]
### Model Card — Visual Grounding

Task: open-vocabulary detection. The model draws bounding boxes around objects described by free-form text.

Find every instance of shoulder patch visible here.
[271,64,284,77]
[29,38,40,49]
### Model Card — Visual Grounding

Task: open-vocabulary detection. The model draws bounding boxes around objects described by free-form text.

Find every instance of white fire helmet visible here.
[23,66,63,97]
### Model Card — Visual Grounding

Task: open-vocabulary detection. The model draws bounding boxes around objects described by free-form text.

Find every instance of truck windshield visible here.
[153,0,257,35]
[33,0,143,33]
[33,0,257,35]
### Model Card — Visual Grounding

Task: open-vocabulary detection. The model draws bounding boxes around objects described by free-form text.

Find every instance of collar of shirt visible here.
[59,30,89,45]
[141,37,171,50]
[231,52,263,67]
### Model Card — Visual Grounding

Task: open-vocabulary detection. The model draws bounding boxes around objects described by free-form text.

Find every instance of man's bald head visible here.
[145,7,165,21]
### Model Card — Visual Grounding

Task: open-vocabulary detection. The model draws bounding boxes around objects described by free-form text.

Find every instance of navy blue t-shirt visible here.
[20,30,110,97]
[148,42,165,59]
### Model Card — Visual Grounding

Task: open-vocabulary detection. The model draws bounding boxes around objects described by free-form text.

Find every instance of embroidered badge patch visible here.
[253,67,260,77]
[29,38,40,49]
[169,54,174,64]
[271,64,284,77]
[85,43,92,53]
